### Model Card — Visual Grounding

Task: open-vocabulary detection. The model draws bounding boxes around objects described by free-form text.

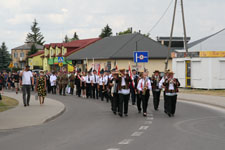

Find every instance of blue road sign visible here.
[58,57,64,63]
[134,51,148,63]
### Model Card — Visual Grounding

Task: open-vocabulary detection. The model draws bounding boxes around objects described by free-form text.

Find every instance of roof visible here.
[63,38,101,57]
[67,33,170,60]
[28,50,44,58]
[187,28,225,51]
[12,42,44,50]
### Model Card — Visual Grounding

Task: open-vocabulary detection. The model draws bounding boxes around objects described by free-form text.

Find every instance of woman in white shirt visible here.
[137,72,152,117]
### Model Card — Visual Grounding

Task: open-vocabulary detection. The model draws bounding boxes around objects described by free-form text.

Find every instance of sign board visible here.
[134,51,148,63]
[58,57,64,63]
[58,62,63,67]
[199,51,225,57]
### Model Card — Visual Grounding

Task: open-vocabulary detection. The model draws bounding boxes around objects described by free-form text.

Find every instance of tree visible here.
[28,44,38,56]
[0,42,11,71]
[99,24,113,38]
[63,35,70,43]
[26,19,45,45]
[118,27,133,35]
[71,32,79,41]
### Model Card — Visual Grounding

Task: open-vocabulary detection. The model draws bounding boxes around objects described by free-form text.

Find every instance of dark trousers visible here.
[112,93,119,113]
[137,94,142,112]
[140,92,150,113]
[86,83,92,98]
[99,85,104,101]
[22,85,31,105]
[153,90,161,110]
[164,91,167,112]
[51,86,56,94]
[76,85,81,97]
[166,95,177,115]
[92,84,98,99]
[119,94,129,116]
[70,87,74,95]
[130,87,136,105]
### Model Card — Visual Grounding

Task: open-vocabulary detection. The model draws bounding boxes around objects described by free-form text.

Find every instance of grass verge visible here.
[0,96,19,112]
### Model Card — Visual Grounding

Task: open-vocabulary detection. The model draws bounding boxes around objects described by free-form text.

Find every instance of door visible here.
[185,60,191,87]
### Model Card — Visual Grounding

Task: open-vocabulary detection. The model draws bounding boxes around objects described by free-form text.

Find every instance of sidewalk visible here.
[178,93,225,109]
[0,92,65,130]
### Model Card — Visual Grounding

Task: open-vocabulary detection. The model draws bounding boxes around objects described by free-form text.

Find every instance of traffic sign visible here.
[134,51,148,63]
[9,63,13,68]
[58,62,63,67]
[58,57,64,63]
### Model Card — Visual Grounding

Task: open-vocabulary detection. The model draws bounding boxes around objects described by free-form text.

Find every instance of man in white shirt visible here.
[85,71,93,99]
[98,71,105,101]
[91,70,99,99]
[50,72,57,94]
[20,66,34,107]
[137,72,152,117]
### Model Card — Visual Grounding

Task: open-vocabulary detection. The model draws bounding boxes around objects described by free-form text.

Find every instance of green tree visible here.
[99,24,113,38]
[0,42,11,71]
[71,32,79,41]
[28,44,38,56]
[26,19,45,45]
[63,35,70,43]
[118,27,133,35]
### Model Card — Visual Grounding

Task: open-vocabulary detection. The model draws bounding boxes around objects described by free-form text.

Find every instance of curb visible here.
[44,105,66,123]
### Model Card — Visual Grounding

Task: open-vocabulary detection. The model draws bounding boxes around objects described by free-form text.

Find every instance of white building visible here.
[172,29,225,89]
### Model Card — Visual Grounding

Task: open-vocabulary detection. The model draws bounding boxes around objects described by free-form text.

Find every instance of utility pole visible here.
[165,0,177,71]
[165,0,189,71]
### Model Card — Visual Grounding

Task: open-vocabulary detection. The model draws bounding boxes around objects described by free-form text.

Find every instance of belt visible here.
[121,86,128,89]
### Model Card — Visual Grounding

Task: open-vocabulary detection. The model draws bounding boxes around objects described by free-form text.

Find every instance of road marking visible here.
[118,139,133,145]
[145,121,152,124]
[147,117,154,120]
[107,148,120,150]
[139,126,149,130]
[131,132,143,136]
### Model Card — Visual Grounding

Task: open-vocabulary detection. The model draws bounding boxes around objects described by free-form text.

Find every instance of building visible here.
[43,38,100,72]
[67,33,172,74]
[172,29,225,89]
[11,42,43,68]
[28,50,44,70]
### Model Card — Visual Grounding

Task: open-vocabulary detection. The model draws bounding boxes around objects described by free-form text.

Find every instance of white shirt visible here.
[22,71,33,85]
[98,76,105,86]
[159,77,165,89]
[137,78,152,91]
[104,75,109,85]
[91,74,99,84]
[50,75,57,86]
[85,75,92,84]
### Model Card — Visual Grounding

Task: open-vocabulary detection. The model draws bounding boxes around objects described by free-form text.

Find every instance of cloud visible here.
[6,14,35,25]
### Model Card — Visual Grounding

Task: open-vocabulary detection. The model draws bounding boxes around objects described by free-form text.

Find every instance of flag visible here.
[98,64,101,76]
[129,62,135,88]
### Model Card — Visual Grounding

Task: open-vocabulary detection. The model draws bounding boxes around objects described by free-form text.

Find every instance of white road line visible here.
[131,132,143,136]
[145,121,152,124]
[139,126,149,130]
[118,139,133,145]
[107,148,120,150]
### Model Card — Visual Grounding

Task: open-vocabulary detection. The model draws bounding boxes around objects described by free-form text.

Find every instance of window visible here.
[14,63,18,68]
[20,52,24,58]
[14,52,18,58]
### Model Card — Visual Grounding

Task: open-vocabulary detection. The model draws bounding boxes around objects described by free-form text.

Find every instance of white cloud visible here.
[6,14,35,25]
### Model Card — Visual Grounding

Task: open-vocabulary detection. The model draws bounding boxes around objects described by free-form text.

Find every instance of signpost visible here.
[58,57,64,63]
[58,62,63,67]
[134,51,148,63]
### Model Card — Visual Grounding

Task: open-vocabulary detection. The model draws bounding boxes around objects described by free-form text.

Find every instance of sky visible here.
[0,0,224,52]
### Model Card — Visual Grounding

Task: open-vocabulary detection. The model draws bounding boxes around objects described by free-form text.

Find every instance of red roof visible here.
[44,44,50,49]
[28,50,44,58]
[64,38,101,57]
[50,43,63,48]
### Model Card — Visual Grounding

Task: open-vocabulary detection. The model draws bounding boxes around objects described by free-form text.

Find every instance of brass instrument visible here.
[142,78,148,95]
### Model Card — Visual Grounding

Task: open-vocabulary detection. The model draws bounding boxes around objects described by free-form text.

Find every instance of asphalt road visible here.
[0,93,225,150]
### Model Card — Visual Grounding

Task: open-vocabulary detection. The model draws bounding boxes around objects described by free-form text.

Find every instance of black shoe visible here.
[168,113,171,117]
[164,111,168,114]
[119,114,123,117]
[143,113,147,117]
[124,114,128,117]
[155,108,158,111]
[24,104,27,107]
[113,112,117,115]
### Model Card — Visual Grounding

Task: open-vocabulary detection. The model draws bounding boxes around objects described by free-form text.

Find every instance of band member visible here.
[118,69,131,117]
[80,72,86,98]
[91,70,99,99]
[163,71,180,117]
[75,70,81,97]
[98,70,105,101]
[103,70,110,102]
[136,72,143,113]
[85,71,93,99]
[69,72,75,95]
[130,69,138,105]
[137,72,152,117]
[110,71,119,115]
[57,72,63,95]
[151,70,162,111]
[159,69,170,114]
[61,71,69,96]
